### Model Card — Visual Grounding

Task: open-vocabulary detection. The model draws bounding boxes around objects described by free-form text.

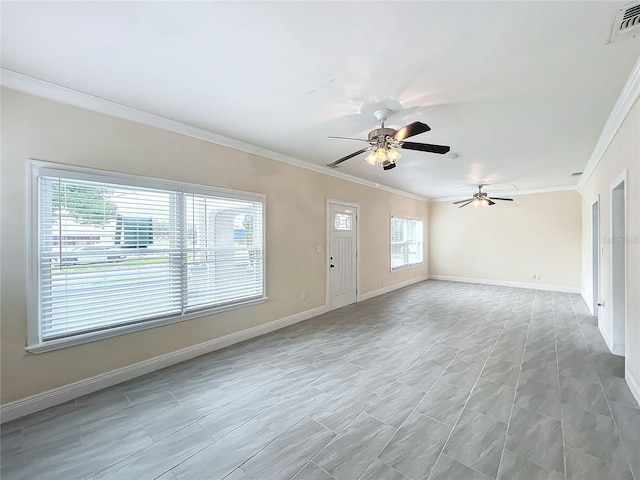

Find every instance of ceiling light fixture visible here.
[454,185,514,208]
[365,146,401,166]
[364,110,403,169]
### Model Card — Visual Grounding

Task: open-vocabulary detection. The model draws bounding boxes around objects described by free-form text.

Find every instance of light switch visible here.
[316,245,323,253]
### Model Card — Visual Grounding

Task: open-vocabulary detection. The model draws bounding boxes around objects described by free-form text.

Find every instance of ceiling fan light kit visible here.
[473,198,491,207]
[326,109,450,170]
[365,146,401,166]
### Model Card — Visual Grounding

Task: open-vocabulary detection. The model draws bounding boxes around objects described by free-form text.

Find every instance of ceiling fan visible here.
[326,109,450,170]
[453,185,514,208]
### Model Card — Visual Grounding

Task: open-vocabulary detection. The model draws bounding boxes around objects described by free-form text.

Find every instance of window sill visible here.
[27,296,268,354]
[390,262,424,273]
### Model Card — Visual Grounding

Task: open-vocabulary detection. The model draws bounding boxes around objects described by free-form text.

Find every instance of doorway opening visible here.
[611,176,626,356]
[591,199,600,315]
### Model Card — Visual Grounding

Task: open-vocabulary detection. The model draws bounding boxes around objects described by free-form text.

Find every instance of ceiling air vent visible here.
[610,1,640,42]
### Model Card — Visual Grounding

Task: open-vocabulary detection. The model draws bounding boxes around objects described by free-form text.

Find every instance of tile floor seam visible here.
[192,392,328,480]
[553,294,569,480]
[354,350,454,480]
[340,334,470,480]
[90,423,216,480]
[494,290,535,480]
[378,459,413,479]
[425,299,509,480]
[438,452,498,480]
[563,444,636,472]
[308,410,391,480]
[285,448,326,480]
[83,439,154,478]
[412,410,451,428]
[595,370,637,479]
[235,414,332,480]
[311,461,337,480]
[503,448,565,476]
[308,379,384,435]
[307,416,341,437]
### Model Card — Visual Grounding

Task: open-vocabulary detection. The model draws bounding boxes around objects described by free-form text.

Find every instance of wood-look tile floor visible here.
[2,281,638,480]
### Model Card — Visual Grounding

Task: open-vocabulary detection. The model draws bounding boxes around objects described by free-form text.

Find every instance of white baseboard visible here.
[598,320,615,354]
[581,288,595,316]
[625,368,640,407]
[358,275,429,302]
[612,343,625,356]
[0,305,326,423]
[428,275,581,294]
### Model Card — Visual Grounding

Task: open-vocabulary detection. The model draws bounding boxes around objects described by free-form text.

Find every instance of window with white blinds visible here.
[390,215,424,270]
[30,162,265,350]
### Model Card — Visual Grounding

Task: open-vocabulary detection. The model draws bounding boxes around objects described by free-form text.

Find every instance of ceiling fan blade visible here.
[488,197,514,201]
[458,200,474,208]
[393,121,431,141]
[453,198,473,204]
[328,136,370,142]
[326,148,370,168]
[487,199,496,205]
[400,141,451,154]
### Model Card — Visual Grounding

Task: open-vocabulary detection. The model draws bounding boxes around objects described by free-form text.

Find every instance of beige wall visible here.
[0,88,429,404]
[429,190,582,290]
[580,96,640,389]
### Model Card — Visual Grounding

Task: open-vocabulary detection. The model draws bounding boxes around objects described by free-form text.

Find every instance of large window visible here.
[390,215,424,270]
[30,162,265,351]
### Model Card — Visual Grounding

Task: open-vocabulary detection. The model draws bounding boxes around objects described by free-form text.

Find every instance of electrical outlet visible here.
[301,291,306,301]
[381,279,385,286]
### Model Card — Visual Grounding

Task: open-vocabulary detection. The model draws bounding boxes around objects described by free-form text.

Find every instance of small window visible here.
[334,212,353,231]
[30,161,265,351]
[390,215,424,270]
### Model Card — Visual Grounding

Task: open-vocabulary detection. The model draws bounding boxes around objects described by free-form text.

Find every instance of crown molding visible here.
[0,68,429,203]
[577,55,640,191]
[432,185,578,203]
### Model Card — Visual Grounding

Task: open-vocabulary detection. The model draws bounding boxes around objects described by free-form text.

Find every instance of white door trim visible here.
[591,195,600,316]
[326,198,360,310]
[609,170,627,356]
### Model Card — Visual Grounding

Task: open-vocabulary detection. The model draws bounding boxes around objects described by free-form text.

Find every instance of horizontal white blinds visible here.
[184,192,264,311]
[38,173,264,342]
[390,216,423,270]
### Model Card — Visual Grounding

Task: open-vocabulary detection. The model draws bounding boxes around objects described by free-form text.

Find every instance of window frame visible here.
[28,160,267,353]
[389,214,424,272]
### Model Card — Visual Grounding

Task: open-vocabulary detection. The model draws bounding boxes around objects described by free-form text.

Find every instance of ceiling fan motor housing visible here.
[368,128,396,142]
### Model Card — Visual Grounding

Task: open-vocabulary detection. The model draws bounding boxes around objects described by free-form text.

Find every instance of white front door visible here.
[328,201,358,310]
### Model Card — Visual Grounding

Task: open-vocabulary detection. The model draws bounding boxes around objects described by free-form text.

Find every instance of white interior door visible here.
[328,201,358,310]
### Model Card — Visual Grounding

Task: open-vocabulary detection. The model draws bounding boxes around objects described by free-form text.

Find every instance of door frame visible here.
[591,195,600,316]
[326,198,360,310]
[609,169,627,356]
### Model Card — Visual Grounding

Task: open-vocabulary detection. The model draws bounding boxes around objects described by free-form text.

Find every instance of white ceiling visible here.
[2,1,639,199]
